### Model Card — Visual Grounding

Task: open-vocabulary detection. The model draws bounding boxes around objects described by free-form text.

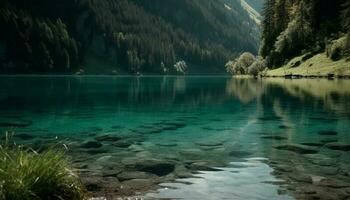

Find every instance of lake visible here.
[0,76,349,200]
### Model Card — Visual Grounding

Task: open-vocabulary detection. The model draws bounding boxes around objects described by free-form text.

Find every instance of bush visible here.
[225,60,237,74]
[247,56,266,76]
[225,52,255,75]
[174,60,187,75]
[326,36,348,60]
[0,135,87,200]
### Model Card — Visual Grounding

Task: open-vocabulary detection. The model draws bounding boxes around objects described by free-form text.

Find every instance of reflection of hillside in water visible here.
[225,78,350,112]
[225,78,265,104]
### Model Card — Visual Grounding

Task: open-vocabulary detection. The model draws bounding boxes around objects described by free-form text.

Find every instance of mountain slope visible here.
[0,0,260,74]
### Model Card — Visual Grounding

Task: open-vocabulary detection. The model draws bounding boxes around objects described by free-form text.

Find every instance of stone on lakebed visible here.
[300,142,324,147]
[113,140,134,148]
[318,131,338,136]
[13,133,36,140]
[325,143,350,151]
[274,144,318,154]
[124,158,175,177]
[122,179,153,189]
[94,134,121,142]
[261,135,287,141]
[81,141,103,149]
[195,140,224,147]
[117,171,156,181]
[278,125,291,129]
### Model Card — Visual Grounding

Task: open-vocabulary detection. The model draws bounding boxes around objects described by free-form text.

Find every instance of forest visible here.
[226,0,350,76]
[0,0,259,74]
[261,0,350,68]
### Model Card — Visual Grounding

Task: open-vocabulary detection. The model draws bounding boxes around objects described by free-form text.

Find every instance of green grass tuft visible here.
[0,133,88,200]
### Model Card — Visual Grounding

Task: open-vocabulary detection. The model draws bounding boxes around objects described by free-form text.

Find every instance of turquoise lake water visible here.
[0,76,349,200]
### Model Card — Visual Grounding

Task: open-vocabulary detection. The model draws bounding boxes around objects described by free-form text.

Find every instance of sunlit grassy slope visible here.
[266,53,350,77]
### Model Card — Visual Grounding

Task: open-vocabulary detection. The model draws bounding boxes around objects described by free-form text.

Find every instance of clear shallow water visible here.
[147,158,293,200]
[0,76,350,200]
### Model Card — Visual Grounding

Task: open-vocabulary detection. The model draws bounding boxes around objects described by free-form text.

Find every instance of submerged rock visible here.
[325,143,350,151]
[86,148,109,155]
[13,133,35,140]
[318,131,338,136]
[117,171,156,181]
[320,139,338,144]
[122,179,153,190]
[179,149,204,159]
[136,161,175,176]
[195,140,224,147]
[305,154,336,167]
[258,116,281,121]
[288,174,313,183]
[81,141,103,149]
[113,140,134,148]
[131,126,163,134]
[279,125,291,129]
[274,144,318,154]
[273,164,293,172]
[315,178,350,188]
[300,143,324,147]
[156,142,178,147]
[165,121,187,128]
[95,134,121,142]
[261,135,287,141]
[126,159,175,176]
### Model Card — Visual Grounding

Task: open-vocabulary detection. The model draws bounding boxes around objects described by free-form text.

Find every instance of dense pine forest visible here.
[261,0,350,68]
[0,0,259,74]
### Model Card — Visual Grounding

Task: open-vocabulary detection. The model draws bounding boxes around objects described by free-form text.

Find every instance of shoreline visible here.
[264,53,350,79]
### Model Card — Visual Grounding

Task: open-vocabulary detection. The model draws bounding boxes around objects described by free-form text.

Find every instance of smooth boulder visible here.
[81,141,103,149]
[274,144,318,154]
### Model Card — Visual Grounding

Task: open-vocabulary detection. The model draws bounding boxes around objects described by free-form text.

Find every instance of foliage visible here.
[342,0,350,33]
[0,8,79,73]
[261,0,347,68]
[0,0,260,74]
[0,134,87,200]
[248,56,267,76]
[174,61,188,75]
[326,36,350,60]
[226,52,266,76]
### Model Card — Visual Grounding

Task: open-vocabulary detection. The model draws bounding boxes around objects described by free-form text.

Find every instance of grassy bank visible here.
[265,53,350,77]
[0,136,87,200]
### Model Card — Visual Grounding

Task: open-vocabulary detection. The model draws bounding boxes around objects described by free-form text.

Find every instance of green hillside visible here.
[0,0,259,74]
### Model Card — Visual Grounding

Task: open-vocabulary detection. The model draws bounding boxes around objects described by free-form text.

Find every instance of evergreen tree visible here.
[260,0,276,57]
[343,0,350,33]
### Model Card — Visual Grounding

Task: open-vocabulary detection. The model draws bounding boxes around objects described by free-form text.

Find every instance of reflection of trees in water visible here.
[225,77,350,114]
[126,77,230,108]
[1,77,349,113]
[225,78,265,104]
[264,78,350,113]
[225,78,350,141]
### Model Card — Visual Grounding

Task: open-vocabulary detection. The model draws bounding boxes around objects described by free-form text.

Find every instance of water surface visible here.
[0,76,349,200]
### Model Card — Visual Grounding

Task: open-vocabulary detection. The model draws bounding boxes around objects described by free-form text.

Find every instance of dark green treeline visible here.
[261,0,350,68]
[0,0,259,74]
